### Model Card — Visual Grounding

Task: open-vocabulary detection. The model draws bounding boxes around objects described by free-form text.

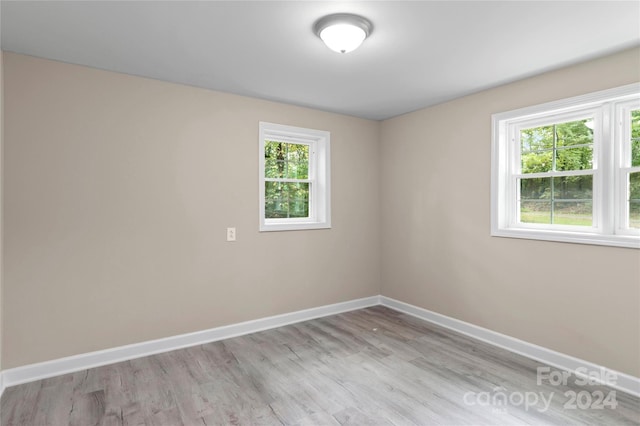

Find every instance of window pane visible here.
[555,146,593,171]
[630,171,640,229]
[520,177,550,200]
[520,119,593,173]
[552,175,593,226]
[630,171,640,199]
[519,175,592,226]
[286,144,309,179]
[264,141,309,179]
[265,182,309,219]
[519,178,551,224]
[555,120,593,148]
[553,175,592,200]
[632,109,640,167]
[520,200,551,224]
[521,126,554,152]
[289,158,309,180]
[264,141,285,178]
[553,201,593,226]
[630,202,640,229]
[522,150,553,173]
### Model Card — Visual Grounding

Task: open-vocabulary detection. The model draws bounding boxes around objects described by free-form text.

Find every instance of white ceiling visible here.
[1,1,639,120]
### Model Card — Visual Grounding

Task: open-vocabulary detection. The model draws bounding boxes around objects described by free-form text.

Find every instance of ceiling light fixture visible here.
[314,13,373,54]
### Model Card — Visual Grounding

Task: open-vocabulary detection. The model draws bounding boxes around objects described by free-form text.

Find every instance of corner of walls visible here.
[376,46,640,379]
[375,119,384,296]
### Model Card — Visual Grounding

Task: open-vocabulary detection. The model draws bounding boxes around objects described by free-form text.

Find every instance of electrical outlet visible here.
[226,227,236,242]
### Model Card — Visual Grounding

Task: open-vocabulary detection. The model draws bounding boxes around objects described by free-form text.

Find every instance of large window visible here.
[259,122,330,231]
[491,84,640,248]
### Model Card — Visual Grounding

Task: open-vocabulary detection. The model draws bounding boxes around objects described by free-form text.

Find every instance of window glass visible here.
[520,119,593,174]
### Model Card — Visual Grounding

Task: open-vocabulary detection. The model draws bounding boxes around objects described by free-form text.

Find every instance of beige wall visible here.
[2,52,381,368]
[380,47,640,377]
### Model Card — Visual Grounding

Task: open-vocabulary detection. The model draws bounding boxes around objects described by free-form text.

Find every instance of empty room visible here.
[0,1,639,425]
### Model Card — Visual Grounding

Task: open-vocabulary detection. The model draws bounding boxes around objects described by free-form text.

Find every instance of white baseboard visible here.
[1,295,381,391]
[380,296,640,398]
[1,294,638,401]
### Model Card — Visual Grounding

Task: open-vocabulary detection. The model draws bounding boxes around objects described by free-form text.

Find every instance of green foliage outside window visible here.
[264,141,310,219]
[519,120,593,225]
[520,119,594,173]
[630,110,640,228]
[518,112,640,227]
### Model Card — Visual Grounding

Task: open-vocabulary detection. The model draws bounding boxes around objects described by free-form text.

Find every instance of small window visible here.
[491,84,640,248]
[259,122,330,231]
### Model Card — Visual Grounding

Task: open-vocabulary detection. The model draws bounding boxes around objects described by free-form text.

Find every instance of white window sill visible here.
[260,220,331,232]
[492,228,640,249]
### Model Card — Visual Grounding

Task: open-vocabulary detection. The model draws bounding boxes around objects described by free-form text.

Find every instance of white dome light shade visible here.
[314,14,372,54]
[320,24,366,53]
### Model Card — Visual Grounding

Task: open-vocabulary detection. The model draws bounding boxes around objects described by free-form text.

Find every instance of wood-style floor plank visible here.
[2,306,639,425]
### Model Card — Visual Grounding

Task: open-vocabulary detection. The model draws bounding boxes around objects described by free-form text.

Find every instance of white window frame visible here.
[259,122,331,232]
[491,83,640,249]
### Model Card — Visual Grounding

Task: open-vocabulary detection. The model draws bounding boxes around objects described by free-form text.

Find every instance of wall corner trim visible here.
[380,296,640,398]
[0,295,381,391]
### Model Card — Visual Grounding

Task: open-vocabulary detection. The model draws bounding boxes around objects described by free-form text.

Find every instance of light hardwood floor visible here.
[1,306,639,425]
